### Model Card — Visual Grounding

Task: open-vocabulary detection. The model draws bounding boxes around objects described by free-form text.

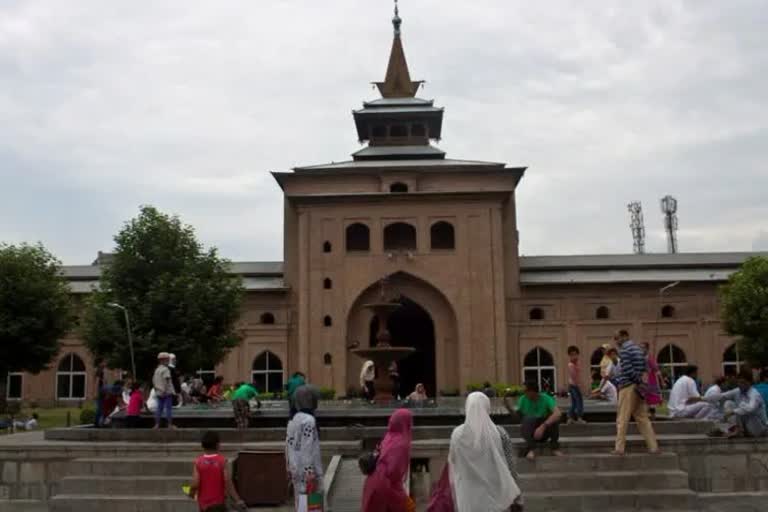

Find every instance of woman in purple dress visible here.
[641,342,665,419]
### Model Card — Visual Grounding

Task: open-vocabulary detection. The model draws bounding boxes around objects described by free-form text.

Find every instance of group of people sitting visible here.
[668,365,768,438]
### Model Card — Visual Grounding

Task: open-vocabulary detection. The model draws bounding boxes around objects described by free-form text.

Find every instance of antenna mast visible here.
[627,201,646,254]
[661,195,679,254]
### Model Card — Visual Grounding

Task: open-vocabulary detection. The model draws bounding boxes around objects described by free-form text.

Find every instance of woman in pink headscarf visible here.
[361,408,414,512]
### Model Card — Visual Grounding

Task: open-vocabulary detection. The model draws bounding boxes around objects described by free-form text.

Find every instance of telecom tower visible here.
[661,195,679,254]
[627,201,646,254]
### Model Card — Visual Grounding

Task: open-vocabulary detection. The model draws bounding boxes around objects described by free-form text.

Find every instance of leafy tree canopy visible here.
[0,243,73,376]
[82,206,244,379]
[720,256,768,367]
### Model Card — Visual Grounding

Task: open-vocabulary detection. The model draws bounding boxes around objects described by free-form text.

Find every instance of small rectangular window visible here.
[7,373,22,400]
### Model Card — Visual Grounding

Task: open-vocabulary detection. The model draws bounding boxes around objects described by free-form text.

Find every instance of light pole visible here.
[107,303,137,379]
[653,281,681,366]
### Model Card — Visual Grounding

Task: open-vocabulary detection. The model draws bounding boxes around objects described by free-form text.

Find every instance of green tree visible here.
[0,243,73,383]
[720,256,768,367]
[82,206,244,379]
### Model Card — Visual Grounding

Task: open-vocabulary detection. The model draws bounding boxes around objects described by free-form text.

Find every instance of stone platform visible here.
[105,397,620,429]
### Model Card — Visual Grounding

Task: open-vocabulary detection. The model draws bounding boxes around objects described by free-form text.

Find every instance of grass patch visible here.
[2,406,86,433]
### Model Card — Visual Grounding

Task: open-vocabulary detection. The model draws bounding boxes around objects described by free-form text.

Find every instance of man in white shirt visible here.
[668,365,717,419]
[690,370,768,438]
[705,376,727,398]
[152,352,175,429]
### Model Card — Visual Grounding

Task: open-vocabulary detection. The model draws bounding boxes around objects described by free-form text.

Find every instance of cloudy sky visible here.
[1,0,767,264]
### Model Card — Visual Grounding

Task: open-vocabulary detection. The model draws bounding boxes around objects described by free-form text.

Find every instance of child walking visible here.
[567,346,586,424]
[189,431,246,512]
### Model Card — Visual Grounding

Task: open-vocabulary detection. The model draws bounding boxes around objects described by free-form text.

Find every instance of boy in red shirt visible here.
[189,431,245,512]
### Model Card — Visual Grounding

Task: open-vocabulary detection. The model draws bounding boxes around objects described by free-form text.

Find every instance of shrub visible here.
[318,387,336,400]
[439,389,460,397]
[465,383,523,397]
[79,408,96,425]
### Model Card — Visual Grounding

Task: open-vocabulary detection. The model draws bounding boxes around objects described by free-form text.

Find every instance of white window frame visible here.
[522,347,557,392]
[6,372,23,400]
[722,344,742,376]
[196,368,216,381]
[56,354,87,400]
[251,351,284,393]
[657,344,687,386]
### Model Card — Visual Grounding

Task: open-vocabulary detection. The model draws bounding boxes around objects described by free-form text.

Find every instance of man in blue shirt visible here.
[693,369,768,438]
[612,329,659,455]
[754,369,768,408]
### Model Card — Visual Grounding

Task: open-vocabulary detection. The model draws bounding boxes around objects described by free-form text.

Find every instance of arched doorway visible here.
[346,271,457,398]
[369,297,436,397]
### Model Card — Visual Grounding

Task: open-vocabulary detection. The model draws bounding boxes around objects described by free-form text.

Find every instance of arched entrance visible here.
[369,297,436,397]
[346,271,458,398]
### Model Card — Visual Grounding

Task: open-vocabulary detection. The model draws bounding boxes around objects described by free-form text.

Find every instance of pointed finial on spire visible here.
[392,0,402,37]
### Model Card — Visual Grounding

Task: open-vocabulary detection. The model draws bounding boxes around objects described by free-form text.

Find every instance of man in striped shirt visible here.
[612,329,660,455]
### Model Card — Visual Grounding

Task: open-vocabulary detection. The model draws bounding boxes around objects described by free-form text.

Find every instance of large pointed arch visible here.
[345,271,457,397]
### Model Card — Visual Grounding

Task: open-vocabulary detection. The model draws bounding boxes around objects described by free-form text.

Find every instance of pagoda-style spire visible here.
[375,0,423,98]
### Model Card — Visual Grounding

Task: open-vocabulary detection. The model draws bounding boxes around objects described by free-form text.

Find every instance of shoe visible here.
[576,418,587,424]
[525,450,536,461]
[565,418,575,425]
[552,449,564,457]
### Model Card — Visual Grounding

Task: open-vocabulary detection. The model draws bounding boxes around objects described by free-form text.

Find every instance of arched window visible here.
[522,347,556,392]
[661,305,675,318]
[260,312,275,325]
[346,223,370,252]
[56,353,86,400]
[323,241,332,253]
[323,353,333,366]
[722,344,743,377]
[323,315,333,327]
[596,306,610,319]
[251,351,283,393]
[383,222,417,251]
[390,182,409,193]
[323,278,333,290]
[529,307,545,321]
[657,344,687,387]
[430,221,455,250]
[589,347,605,380]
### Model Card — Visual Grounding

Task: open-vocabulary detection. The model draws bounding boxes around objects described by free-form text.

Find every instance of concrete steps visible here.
[49,457,195,512]
[327,457,364,512]
[520,453,698,512]
[523,489,698,512]
[49,494,197,512]
[519,469,690,492]
[59,476,190,495]
[66,457,192,477]
[45,420,713,442]
[0,500,47,512]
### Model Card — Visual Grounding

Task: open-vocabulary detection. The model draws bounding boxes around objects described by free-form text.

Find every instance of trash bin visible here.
[234,451,289,506]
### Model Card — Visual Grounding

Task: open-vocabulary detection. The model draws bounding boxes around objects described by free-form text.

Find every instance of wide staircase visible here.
[49,457,196,512]
[325,452,697,512]
[519,452,696,511]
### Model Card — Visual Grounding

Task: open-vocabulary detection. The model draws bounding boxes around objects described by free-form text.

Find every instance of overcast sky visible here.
[1,0,767,264]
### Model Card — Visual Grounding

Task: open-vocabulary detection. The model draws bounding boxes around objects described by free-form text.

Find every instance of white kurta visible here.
[285,412,323,495]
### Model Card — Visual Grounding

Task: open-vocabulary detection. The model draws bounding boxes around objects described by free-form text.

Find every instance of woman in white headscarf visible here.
[360,361,376,401]
[433,391,522,512]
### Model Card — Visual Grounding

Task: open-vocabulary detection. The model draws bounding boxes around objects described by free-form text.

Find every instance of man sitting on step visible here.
[668,365,718,420]
[690,369,768,438]
[506,380,563,460]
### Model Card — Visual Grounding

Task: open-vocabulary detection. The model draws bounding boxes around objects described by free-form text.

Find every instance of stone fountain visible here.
[352,276,415,402]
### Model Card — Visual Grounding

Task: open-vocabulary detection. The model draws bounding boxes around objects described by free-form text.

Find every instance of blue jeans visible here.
[155,394,174,425]
[569,385,584,419]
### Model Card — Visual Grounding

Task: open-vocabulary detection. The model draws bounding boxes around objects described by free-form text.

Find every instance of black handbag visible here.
[358,450,379,475]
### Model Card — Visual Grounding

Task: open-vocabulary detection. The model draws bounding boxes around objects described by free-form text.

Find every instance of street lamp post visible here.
[107,303,137,379]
